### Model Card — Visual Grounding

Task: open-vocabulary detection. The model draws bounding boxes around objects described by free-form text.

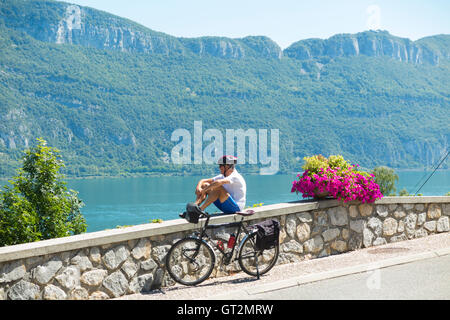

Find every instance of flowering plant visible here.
[291,155,383,203]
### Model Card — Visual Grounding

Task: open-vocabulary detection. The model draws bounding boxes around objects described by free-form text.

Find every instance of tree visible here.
[0,138,86,247]
[371,166,399,196]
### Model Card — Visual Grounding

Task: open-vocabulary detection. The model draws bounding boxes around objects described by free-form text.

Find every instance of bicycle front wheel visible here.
[238,233,279,277]
[166,237,215,286]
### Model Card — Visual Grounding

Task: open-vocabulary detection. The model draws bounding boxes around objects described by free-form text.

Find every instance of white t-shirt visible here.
[212,169,246,210]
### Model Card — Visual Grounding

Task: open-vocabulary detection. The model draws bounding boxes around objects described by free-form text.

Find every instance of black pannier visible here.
[181,202,204,223]
[253,219,280,250]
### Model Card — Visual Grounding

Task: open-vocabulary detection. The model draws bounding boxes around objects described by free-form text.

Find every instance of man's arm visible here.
[196,178,214,195]
[200,178,230,194]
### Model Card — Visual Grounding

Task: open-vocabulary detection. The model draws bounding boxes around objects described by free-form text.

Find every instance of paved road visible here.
[117,233,450,300]
[245,254,450,300]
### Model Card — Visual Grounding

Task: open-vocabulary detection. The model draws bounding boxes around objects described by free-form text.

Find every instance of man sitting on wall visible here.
[193,155,247,214]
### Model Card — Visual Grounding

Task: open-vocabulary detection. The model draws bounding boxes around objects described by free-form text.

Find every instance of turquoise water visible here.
[66,171,450,233]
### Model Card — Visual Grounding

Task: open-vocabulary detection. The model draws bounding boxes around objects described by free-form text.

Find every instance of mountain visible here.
[0,0,449,178]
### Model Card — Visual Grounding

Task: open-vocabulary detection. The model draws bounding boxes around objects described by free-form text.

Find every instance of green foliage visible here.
[301,155,329,176]
[0,0,449,178]
[398,188,411,196]
[372,166,399,196]
[0,138,86,247]
[445,191,450,196]
[301,155,353,177]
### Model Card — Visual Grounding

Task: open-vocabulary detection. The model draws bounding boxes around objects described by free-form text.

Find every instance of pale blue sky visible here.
[64,0,450,49]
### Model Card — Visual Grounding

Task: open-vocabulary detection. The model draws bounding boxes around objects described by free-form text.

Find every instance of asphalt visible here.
[116,232,450,300]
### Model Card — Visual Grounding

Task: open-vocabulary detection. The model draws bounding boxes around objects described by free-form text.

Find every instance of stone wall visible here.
[0,197,448,300]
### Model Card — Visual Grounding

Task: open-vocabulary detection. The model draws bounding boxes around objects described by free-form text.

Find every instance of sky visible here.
[64,0,450,49]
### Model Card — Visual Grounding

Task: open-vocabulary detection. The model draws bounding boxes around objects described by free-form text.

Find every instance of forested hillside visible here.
[0,0,449,177]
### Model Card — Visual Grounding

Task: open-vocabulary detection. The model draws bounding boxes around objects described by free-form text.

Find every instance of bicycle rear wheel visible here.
[166,237,215,286]
[238,233,279,277]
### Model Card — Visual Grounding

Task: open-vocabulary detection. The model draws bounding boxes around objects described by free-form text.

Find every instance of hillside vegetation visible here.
[0,0,449,178]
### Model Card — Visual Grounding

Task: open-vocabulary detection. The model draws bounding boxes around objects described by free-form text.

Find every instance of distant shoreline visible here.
[1,168,449,182]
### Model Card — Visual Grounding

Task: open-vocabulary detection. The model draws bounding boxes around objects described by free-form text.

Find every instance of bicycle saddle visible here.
[236,209,255,216]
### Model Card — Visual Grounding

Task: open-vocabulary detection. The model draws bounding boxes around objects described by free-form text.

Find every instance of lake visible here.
[66,171,450,233]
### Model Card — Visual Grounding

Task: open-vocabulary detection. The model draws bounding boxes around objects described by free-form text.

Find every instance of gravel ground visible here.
[115,232,450,300]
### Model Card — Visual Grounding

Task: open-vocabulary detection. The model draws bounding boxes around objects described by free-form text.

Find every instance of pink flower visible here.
[291,163,383,203]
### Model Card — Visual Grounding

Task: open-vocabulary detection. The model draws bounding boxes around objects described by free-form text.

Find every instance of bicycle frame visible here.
[193,213,256,265]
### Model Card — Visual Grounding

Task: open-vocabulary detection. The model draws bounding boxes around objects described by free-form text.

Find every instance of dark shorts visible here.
[214,195,240,214]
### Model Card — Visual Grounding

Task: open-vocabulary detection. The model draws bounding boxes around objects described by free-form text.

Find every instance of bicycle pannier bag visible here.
[254,219,280,250]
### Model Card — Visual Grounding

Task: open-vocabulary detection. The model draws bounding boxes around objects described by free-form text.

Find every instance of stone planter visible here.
[313,188,331,199]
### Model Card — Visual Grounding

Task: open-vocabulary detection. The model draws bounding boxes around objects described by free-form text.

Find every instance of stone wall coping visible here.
[0,196,448,263]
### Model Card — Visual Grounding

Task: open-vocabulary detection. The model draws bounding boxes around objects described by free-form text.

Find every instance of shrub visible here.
[0,138,86,247]
[371,166,399,196]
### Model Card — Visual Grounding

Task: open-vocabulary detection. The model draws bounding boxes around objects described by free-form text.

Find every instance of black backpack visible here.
[253,219,280,251]
[180,202,204,223]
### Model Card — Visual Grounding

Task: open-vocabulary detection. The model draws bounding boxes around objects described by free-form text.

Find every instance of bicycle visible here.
[165,209,279,286]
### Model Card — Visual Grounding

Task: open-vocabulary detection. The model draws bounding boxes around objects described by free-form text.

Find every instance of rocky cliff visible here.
[2,0,447,64]
[0,0,282,59]
[284,31,447,65]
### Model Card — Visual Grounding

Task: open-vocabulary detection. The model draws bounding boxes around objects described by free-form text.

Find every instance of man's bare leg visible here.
[195,182,209,206]
[199,186,229,211]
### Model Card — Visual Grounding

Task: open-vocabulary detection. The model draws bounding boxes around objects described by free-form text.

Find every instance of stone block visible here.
[397,220,405,233]
[81,269,108,287]
[394,209,406,219]
[417,212,426,226]
[32,256,63,285]
[55,266,80,290]
[282,240,304,254]
[121,259,139,279]
[331,240,347,252]
[43,284,67,300]
[285,216,297,238]
[414,229,428,238]
[363,228,374,248]
[322,228,340,242]
[402,204,414,211]
[359,204,373,217]
[141,258,158,271]
[296,223,310,242]
[372,237,387,246]
[69,286,89,300]
[427,204,441,219]
[349,206,358,218]
[423,221,436,232]
[383,218,398,237]
[296,212,312,223]
[348,234,363,250]
[89,247,102,264]
[129,274,154,294]
[71,251,93,272]
[350,220,366,233]
[376,205,388,218]
[390,234,407,243]
[89,291,110,300]
[442,204,450,216]
[8,280,40,300]
[414,204,425,212]
[131,239,151,260]
[437,216,449,232]
[327,207,348,226]
[0,260,26,284]
[103,271,129,298]
[303,236,324,254]
[103,245,130,270]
